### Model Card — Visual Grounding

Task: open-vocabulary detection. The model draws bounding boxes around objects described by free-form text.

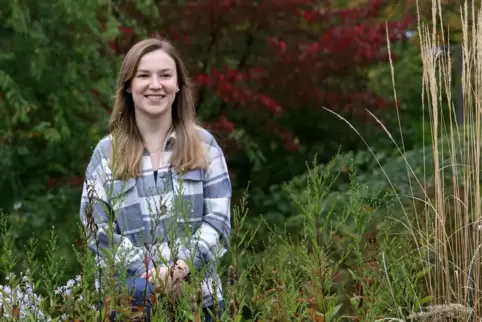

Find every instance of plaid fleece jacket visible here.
[79,126,231,306]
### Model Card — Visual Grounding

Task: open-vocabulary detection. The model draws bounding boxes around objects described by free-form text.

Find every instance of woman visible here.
[79,37,231,321]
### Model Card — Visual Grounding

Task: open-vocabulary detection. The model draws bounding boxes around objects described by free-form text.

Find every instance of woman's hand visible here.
[141,260,190,298]
[166,260,190,300]
[141,266,169,293]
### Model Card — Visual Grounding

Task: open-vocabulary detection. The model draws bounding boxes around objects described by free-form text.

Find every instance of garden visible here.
[1,0,481,321]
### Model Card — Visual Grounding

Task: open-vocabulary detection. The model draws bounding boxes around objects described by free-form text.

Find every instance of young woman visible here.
[79,37,231,321]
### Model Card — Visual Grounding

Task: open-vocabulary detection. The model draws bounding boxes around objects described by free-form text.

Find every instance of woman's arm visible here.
[79,140,153,277]
[176,135,232,271]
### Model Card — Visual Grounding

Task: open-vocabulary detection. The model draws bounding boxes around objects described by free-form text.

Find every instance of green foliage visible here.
[367,40,431,149]
[0,0,122,278]
[0,0,115,196]
[0,155,433,321]
[252,122,479,244]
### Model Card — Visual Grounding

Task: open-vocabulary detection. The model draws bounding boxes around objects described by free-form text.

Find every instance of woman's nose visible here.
[149,76,162,89]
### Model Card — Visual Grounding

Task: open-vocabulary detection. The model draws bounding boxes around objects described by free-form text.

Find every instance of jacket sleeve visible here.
[79,141,154,277]
[176,137,232,271]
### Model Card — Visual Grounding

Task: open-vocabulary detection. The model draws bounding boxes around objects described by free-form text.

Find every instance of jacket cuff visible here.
[177,245,205,271]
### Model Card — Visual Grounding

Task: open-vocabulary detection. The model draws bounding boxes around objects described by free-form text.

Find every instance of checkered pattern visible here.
[79,126,231,307]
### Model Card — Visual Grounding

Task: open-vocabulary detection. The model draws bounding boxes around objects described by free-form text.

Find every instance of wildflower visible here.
[54,275,82,297]
[0,273,50,321]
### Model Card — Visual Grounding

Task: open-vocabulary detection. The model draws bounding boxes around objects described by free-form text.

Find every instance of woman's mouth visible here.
[145,94,166,103]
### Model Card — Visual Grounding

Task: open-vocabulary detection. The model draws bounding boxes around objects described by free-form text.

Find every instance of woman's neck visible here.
[135,112,173,153]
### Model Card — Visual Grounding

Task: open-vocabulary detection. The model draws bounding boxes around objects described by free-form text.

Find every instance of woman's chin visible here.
[136,105,171,118]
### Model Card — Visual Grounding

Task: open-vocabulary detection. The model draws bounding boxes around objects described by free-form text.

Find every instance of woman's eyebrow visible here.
[137,68,173,73]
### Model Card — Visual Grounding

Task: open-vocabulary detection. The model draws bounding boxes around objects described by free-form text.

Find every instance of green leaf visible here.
[325,303,343,321]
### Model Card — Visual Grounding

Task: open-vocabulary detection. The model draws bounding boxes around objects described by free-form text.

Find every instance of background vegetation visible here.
[1,0,479,320]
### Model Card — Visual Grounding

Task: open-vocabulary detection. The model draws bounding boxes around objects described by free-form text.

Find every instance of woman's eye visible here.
[161,74,171,78]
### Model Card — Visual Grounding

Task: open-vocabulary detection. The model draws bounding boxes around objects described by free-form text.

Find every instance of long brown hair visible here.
[108,37,207,179]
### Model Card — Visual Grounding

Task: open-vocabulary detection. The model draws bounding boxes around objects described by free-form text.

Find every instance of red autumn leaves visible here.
[90,0,412,160]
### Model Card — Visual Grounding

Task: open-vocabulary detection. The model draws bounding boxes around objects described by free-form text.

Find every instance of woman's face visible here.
[129,49,179,119]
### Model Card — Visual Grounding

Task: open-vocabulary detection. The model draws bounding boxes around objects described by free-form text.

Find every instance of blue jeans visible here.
[108,277,224,321]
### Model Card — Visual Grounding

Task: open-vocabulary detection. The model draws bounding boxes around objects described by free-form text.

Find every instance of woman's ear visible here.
[125,81,132,93]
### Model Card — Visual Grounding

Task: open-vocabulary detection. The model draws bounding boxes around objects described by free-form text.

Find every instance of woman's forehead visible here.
[137,49,176,71]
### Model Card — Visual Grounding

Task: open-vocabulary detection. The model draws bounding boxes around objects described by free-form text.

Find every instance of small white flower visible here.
[66,279,76,288]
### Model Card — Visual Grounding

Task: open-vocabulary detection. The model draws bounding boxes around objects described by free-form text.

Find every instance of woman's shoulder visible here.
[194,126,228,165]
[84,135,114,179]
[91,135,114,158]
[194,125,221,147]
[195,125,213,140]
[86,135,115,172]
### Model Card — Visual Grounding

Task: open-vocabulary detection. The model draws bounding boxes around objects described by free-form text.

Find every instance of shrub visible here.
[0,154,431,321]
